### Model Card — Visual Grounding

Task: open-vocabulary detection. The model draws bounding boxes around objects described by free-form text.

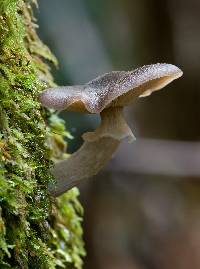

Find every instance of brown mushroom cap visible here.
[39,63,183,113]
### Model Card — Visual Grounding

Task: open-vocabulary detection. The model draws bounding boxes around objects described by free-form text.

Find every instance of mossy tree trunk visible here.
[0,1,84,268]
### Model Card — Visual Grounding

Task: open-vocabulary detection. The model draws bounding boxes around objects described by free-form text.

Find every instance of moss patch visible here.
[0,1,85,268]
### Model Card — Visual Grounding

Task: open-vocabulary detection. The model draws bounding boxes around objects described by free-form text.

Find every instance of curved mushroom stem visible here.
[83,107,135,142]
[48,107,134,196]
[49,137,119,196]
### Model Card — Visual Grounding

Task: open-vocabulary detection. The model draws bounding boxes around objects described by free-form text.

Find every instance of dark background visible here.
[36,0,200,268]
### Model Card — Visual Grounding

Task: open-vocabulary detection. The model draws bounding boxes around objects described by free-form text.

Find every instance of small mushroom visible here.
[39,63,183,196]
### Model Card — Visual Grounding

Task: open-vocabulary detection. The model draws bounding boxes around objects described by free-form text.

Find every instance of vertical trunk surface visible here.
[0,1,84,268]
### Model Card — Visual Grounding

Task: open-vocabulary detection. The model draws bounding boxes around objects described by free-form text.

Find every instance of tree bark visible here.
[0,1,84,268]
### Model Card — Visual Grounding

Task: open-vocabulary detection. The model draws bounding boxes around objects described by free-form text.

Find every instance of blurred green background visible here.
[36,0,200,268]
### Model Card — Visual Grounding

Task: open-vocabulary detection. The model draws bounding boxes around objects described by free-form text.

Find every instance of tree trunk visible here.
[0,1,84,268]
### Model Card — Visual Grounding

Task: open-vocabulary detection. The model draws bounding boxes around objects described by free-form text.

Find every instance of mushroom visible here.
[39,63,183,196]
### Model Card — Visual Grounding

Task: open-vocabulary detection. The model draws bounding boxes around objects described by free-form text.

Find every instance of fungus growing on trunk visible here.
[39,63,183,196]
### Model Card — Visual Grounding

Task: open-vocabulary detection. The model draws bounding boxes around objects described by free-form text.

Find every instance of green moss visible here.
[0,1,85,268]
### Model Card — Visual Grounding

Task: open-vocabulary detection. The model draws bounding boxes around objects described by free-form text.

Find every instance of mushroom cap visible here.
[39,63,183,113]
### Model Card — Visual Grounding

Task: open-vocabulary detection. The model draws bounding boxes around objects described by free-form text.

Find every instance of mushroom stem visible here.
[48,107,134,196]
[49,137,119,196]
[83,107,135,142]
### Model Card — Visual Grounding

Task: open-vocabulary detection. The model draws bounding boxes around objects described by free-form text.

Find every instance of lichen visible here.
[0,1,85,268]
